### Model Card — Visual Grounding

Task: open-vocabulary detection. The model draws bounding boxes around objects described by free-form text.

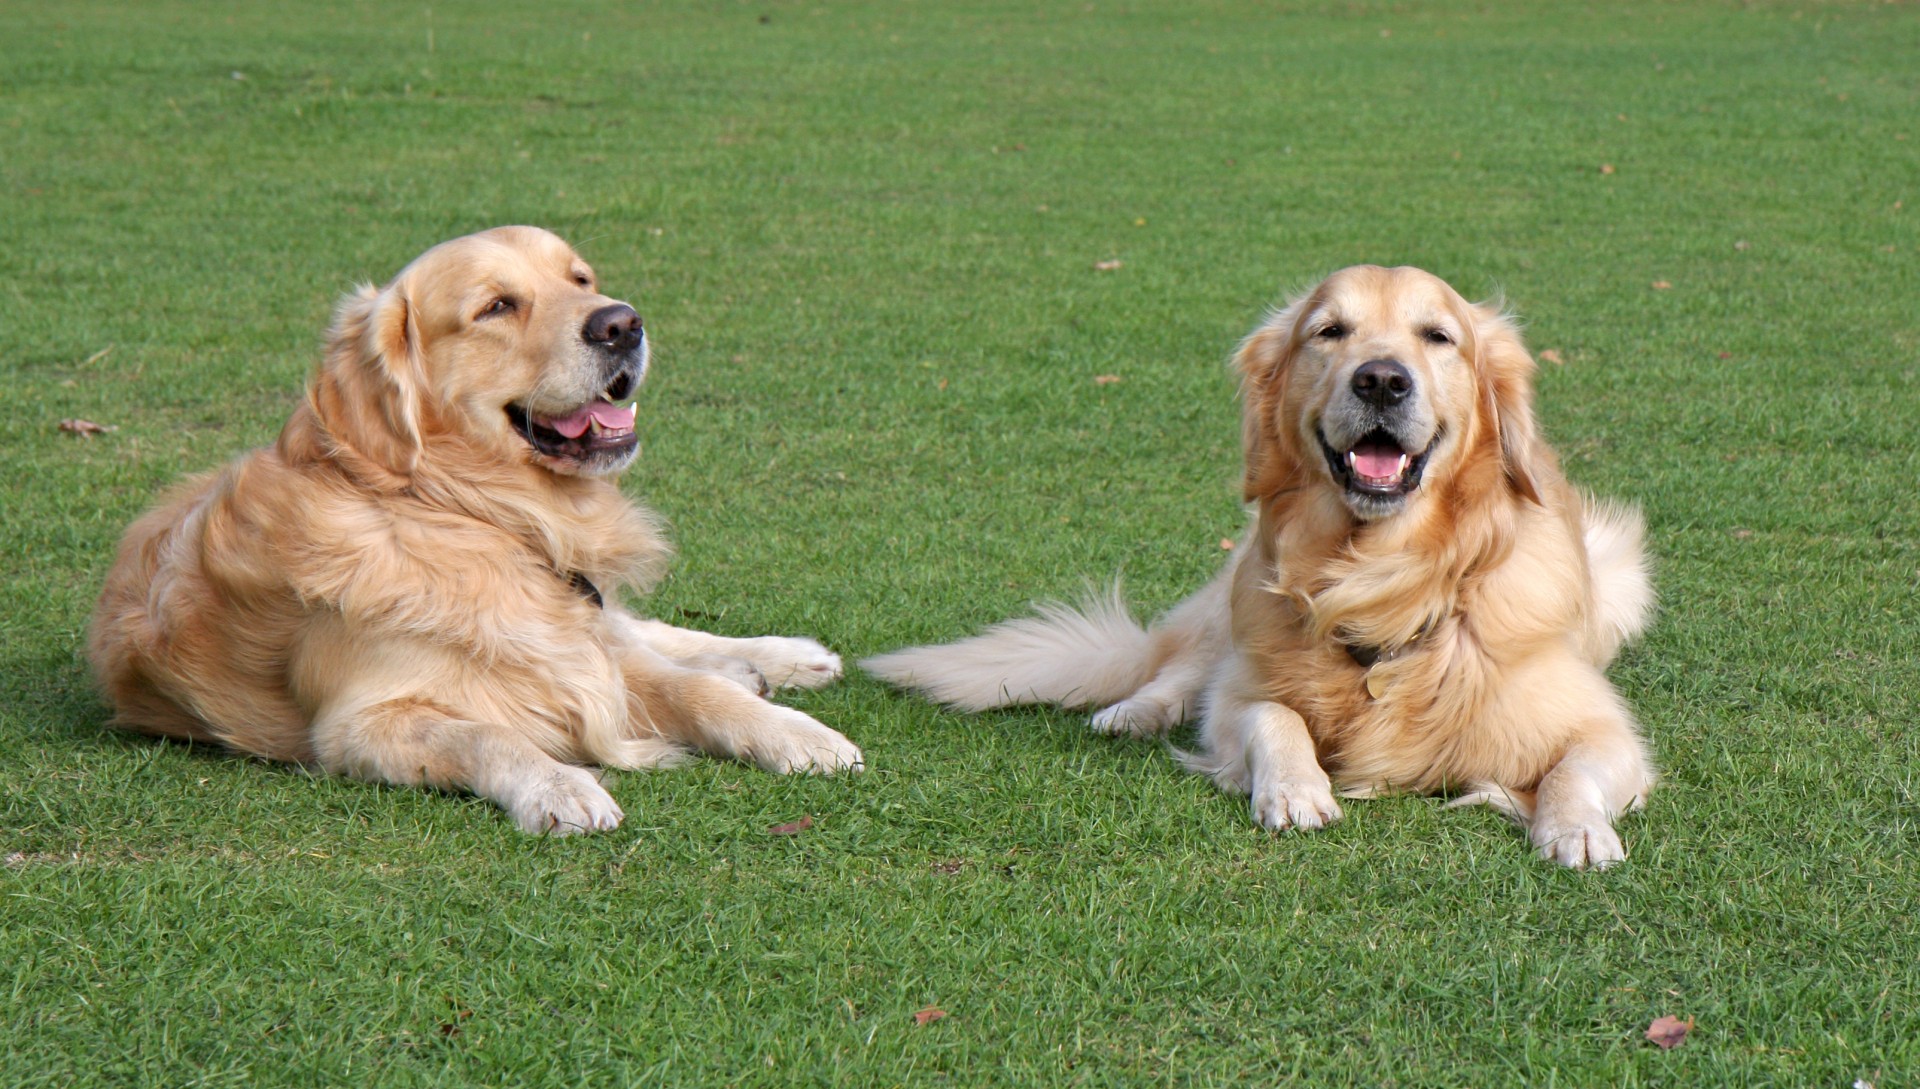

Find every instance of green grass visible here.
[3,0,1916,1084]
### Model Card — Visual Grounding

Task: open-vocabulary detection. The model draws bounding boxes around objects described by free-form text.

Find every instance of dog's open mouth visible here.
[507,372,641,465]
[1321,428,1430,497]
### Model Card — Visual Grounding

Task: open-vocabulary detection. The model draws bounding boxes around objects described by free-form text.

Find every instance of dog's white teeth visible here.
[1346,451,1358,470]
[1396,454,1409,475]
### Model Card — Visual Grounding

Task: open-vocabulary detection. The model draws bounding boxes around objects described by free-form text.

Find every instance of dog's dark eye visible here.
[573,273,592,287]
[1317,323,1348,340]
[1423,328,1454,345]
[479,297,516,319]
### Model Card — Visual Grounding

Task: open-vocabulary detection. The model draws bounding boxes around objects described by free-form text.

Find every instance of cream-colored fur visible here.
[866,266,1655,868]
[89,227,859,835]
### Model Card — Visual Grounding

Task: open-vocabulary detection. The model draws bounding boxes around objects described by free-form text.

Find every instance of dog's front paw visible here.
[751,637,844,689]
[505,764,624,836]
[752,708,865,775]
[1091,698,1175,738]
[1249,775,1343,833]
[1532,818,1625,869]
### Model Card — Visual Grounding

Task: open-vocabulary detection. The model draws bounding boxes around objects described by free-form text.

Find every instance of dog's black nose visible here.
[1351,359,1413,407]
[584,304,643,352]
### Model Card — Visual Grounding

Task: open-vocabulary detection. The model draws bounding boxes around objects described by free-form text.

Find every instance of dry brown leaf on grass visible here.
[59,418,117,437]
[1538,349,1564,365]
[1652,280,1672,290]
[1093,259,1124,271]
[1599,163,1616,175]
[1093,374,1122,385]
[1645,1015,1694,1049]
[767,815,813,835]
[913,1007,947,1025]
[1219,538,1235,550]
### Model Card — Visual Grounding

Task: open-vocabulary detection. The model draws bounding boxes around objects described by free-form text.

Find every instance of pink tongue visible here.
[540,400,636,439]
[1353,445,1404,480]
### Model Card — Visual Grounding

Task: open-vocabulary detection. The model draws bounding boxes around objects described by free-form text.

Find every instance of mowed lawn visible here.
[3,1,1916,1084]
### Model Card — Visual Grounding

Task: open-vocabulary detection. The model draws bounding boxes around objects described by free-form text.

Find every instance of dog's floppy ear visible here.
[1235,296,1309,502]
[1468,303,1546,505]
[311,280,426,479]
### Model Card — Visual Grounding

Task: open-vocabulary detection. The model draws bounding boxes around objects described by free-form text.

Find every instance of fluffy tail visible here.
[1581,496,1655,666]
[861,585,1159,712]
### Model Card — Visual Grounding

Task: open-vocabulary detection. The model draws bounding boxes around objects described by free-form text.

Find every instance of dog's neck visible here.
[410,447,671,594]
[1255,478,1508,655]
[281,403,672,595]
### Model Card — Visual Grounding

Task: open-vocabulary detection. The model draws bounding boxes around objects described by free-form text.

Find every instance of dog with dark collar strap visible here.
[866,265,1656,869]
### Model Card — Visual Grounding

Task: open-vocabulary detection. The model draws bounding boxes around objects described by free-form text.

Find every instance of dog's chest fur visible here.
[1232,499,1589,794]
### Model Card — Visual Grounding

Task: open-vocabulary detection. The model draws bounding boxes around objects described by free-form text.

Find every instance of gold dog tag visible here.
[1365,668,1387,700]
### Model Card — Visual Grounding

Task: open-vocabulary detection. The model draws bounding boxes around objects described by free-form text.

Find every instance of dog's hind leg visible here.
[311,698,627,835]
[1088,633,1221,737]
[1090,558,1234,737]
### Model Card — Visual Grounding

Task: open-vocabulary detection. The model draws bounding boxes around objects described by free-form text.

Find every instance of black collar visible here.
[1342,619,1435,669]
[1344,642,1387,668]
[566,571,604,609]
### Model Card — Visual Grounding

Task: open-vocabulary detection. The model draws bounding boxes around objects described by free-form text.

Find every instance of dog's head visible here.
[315,226,649,479]
[1236,265,1545,521]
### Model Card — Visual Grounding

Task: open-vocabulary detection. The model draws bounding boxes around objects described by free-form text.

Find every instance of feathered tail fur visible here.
[1580,497,1655,667]
[861,584,1160,712]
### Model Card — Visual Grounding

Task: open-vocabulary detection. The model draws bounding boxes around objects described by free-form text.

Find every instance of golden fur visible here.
[89,227,861,834]
[865,266,1655,868]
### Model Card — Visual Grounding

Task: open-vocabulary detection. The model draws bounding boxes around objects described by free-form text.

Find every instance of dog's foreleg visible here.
[1239,698,1343,832]
[1181,656,1341,831]
[613,614,843,689]
[622,646,863,774]
[311,698,625,835]
[1529,725,1655,869]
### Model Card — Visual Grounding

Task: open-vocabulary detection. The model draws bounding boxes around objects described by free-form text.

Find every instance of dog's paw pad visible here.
[755,711,864,775]
[1091,699,1171,738]
[1534,821,1625,870]
[509,765,624,836]
[757,638,844,689]
[1250,779,1343,833]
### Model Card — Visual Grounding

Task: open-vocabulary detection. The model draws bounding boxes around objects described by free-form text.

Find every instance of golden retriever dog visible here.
[89,226,861,834]
[866,266,1655,868]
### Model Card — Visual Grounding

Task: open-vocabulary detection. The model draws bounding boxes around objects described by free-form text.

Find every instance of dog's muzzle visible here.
[1318,359,1432,505]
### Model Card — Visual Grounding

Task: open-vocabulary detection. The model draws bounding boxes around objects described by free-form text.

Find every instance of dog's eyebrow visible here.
[1301,305,1341,330]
